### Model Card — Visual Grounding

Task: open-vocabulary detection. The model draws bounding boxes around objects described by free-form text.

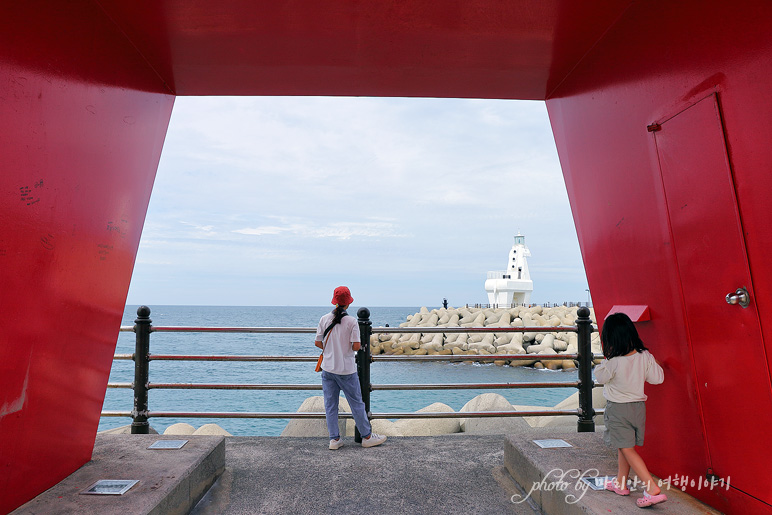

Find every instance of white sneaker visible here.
[361,432,386,448]
[329,438,344,450]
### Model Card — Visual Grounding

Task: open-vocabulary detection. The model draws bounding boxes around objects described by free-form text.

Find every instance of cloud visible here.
[128,96,588,306]
[233,220,403,240]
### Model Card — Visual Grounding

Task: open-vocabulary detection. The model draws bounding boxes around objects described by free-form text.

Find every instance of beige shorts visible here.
[604,401,646,448]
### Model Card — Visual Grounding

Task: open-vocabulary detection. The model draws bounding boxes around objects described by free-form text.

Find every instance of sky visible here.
[125,96,589,308]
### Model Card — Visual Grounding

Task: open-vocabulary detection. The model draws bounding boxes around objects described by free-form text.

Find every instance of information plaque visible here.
[81,479,139,495]
[533,439,573,448]
[148,439,188,450]
[580,476,614,491]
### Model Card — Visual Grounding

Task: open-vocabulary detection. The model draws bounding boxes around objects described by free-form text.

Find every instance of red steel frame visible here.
[2,1,771,512]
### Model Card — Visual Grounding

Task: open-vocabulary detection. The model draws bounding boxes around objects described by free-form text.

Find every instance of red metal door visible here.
[654,93,772,505]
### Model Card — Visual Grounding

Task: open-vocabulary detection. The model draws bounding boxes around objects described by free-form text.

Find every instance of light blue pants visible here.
[321,370,371,440]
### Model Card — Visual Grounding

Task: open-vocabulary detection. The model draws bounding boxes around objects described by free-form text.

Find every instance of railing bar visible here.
[102,409,606,419]
[373,354,589,361]
[372,382,578,390]
[107,382,133,388]
[148,355,320,362]
[373,326,576,334]
[149,383,324,390]
[119,326,598,335]
[113,354,134,360]
[101,410,601,419]
[145,382,581,390]
[150,327,317,333]
[136,354,603,361]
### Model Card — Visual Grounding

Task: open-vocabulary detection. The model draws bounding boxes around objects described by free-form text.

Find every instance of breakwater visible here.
[370,305,600,370]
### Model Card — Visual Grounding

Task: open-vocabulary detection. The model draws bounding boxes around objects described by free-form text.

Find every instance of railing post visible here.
[131,306,151,434]
[576,306,596,432]
[355,307,372,443]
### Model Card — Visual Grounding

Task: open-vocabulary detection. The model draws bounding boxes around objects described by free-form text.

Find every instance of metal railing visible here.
[103,306,600,440]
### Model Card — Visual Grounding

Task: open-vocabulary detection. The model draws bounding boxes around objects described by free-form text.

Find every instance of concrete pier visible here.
[12,432,720,514]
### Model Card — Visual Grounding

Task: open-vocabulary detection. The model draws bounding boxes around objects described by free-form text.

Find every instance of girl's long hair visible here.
[601,312,648,359]
[322,304,348,339]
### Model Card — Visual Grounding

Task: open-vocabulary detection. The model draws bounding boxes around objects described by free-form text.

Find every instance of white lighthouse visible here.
[484,233,533,306]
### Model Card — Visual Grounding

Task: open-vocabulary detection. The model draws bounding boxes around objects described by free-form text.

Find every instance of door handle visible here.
[726,287,750,308]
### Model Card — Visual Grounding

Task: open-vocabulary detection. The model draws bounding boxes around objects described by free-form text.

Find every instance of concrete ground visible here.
[190,435,537,515]
[11,430,722,515]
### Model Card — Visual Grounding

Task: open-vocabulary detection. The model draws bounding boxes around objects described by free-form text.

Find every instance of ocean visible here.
[100,305,579,436]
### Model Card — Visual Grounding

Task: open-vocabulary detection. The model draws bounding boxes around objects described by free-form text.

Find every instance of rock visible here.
[461,312,486,327]
[393,402,460,436]
[360,419,402,437]
[193,423,232,436]
[561,359,577,370]
[459,393,530,434]
[497,343,525,354]
[281,395,350,437]
[494,333,514,346]
[495,312,512,327]
[420,333,444,352]
[445,334,468,349]
[163,422,196,435]
[419,313,439,327]
[484,311,502,325]
[467,341,495,353]
[521,389,607,429]
[552,338,568,352]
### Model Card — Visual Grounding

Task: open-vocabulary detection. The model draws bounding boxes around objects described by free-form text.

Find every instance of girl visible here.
[595,312,666,508]
[315,286,386,449]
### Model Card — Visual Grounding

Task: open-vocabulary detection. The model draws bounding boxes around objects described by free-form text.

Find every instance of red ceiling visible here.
[96,0,631,99]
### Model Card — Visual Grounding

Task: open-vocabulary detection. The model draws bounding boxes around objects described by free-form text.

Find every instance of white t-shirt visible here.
[594,350,664,403]
[315,311,361,375]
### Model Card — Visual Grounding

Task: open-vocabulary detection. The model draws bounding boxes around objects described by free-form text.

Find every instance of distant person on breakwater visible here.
[595,312,666,508]
[315,286,386,450]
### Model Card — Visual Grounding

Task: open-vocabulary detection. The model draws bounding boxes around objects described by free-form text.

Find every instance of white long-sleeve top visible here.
[594,350,664,403]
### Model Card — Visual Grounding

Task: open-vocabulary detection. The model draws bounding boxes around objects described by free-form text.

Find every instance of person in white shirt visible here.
[594,312,666,508]
[315,286,386,450]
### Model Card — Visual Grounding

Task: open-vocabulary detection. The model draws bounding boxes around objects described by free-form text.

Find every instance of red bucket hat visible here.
[331,286,354,306]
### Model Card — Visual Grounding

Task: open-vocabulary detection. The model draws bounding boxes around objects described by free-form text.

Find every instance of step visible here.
[504,430,721,514]
[12,434,225,515]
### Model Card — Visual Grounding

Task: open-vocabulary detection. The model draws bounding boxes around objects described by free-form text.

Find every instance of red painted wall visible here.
[0,2,173,511]
[547,2,772,512]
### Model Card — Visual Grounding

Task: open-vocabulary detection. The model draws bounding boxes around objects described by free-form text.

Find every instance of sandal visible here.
[605,479,630,496]
[637,490,667,508]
